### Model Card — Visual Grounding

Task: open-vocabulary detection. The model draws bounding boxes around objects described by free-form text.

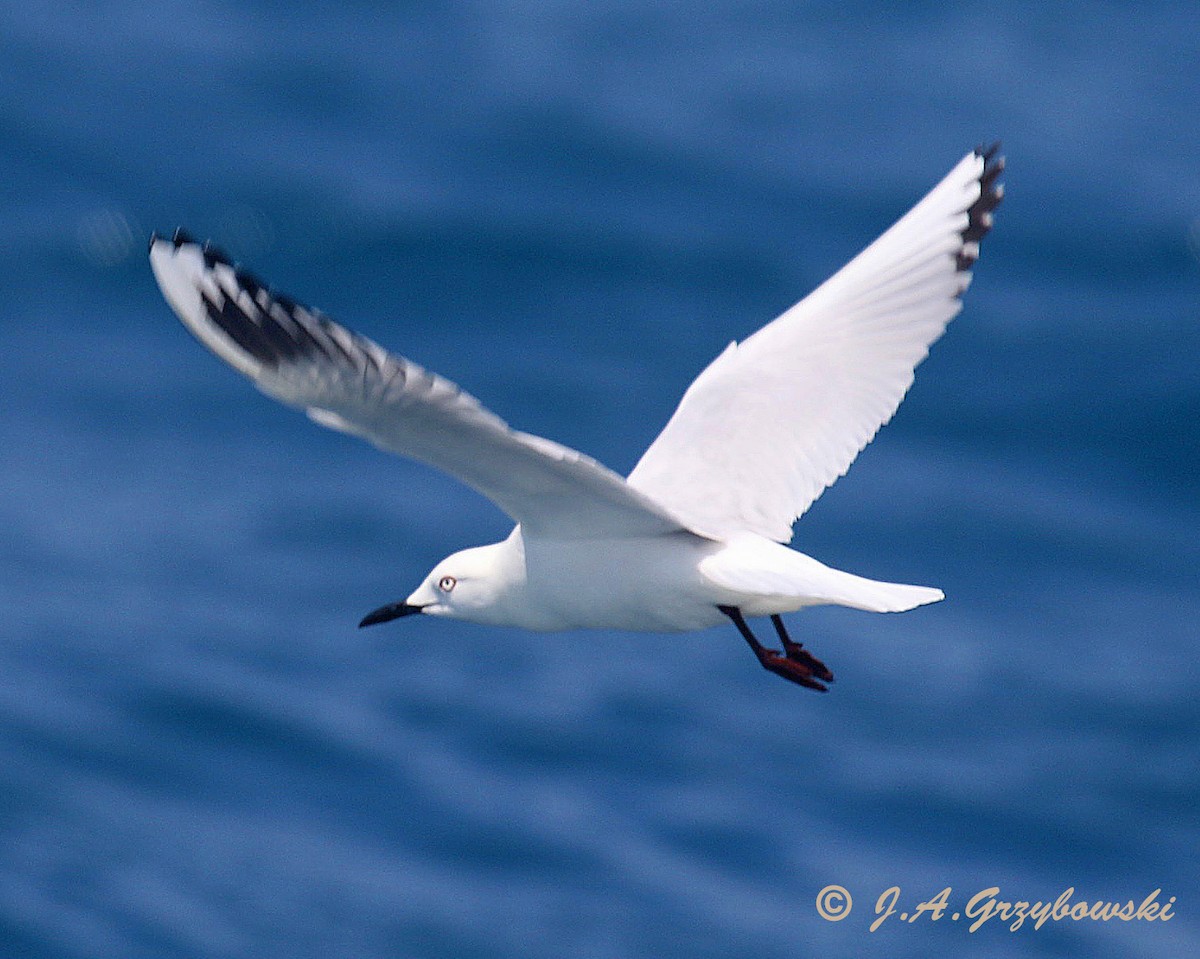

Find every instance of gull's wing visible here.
[627,146,1004,542]
[149,233,686,540]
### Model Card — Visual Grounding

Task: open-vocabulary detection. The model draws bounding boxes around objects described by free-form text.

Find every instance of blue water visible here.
[3,2,1198,957]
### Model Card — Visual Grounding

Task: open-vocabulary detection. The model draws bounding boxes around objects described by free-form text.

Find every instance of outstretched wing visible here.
[150,233,686,540]
[627,146,1004,542]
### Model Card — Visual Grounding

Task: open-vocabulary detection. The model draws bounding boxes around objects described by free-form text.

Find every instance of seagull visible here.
[150,145,1003,692]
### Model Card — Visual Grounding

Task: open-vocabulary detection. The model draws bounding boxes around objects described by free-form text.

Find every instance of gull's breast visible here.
[519,532,727,633]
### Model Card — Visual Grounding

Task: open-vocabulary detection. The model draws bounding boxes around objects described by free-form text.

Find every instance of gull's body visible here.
[401,529,944,634]
[150,145,1003,690]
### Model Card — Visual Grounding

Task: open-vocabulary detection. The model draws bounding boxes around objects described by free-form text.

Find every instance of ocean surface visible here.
[3,2,1198,957]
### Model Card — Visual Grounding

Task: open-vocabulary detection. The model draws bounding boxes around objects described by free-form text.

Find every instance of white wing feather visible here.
[627,147,1004,542]
[150,235,686,541]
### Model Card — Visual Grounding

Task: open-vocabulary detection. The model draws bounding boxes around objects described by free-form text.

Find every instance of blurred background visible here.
[2,1,1197,957]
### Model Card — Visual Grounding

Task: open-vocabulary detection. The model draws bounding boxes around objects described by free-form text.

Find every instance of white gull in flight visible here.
[150,145,1003,692]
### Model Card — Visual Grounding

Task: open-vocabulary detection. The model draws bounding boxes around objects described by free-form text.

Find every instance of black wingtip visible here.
[159,228,238,270]
[150,228,200,255]
[234,266,269,296]
[201,239,234,269]
[960,142,1005,249]
[975,140,1002,163]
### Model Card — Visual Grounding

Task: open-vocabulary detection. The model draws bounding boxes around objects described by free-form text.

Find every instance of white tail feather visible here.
[832,577,944,613]
[700,535,944,614]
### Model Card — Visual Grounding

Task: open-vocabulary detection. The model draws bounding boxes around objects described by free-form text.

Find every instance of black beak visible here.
[358,602,425,628]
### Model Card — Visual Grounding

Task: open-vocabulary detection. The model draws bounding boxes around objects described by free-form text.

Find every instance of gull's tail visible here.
[815,572,944,614]
[700,535,944,614]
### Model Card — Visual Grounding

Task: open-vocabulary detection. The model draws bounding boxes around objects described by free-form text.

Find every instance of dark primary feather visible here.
[958,143,1005,270]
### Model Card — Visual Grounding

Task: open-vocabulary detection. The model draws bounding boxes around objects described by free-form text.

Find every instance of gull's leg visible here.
[770,615,834,684]
[717,605,828,692]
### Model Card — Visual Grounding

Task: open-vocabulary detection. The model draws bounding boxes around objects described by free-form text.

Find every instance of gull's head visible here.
[358,542,518,628]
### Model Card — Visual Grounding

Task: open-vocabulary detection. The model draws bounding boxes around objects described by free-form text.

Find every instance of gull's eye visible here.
[438,575,456,593]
